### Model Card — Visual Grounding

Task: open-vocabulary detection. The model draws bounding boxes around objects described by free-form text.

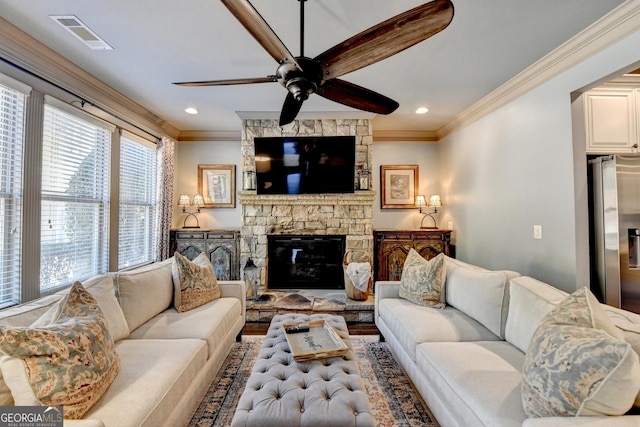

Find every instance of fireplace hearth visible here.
[267,235,345,290]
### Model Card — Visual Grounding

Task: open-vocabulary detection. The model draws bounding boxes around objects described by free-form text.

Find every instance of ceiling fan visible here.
[174,0,454,126]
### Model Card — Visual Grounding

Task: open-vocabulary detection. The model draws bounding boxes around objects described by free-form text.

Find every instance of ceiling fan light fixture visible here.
[185,107,199,115]
[286,78,316,101]
[416,107,430,114]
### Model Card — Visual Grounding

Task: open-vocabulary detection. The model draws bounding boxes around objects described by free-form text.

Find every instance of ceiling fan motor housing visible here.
[277,57,323,101]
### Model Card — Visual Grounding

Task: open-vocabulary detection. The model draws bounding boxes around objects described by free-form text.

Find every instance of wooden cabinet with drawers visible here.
[169,229,240,280]
[374,229,452,282]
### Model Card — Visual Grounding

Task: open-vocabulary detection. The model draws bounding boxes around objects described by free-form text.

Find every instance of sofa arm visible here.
[374,281,401,321]
[218,280,246,318]
[522,416,640,427]
[375,281,401,299]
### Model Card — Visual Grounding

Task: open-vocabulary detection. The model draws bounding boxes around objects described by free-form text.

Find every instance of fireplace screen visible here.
[267,235,345,290]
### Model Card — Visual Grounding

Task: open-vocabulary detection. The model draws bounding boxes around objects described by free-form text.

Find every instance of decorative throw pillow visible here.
[399,250,445,308]
[522,288,640,417]
[0,282,120,419]
[172,251,220,313]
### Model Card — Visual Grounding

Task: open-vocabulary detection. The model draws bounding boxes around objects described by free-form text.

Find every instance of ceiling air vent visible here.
[50,15,113,50]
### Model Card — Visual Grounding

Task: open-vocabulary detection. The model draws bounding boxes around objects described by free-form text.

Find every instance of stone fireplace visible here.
[238,114,375,294]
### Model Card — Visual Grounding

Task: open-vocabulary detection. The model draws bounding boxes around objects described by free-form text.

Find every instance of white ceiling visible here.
[0,0,626,133]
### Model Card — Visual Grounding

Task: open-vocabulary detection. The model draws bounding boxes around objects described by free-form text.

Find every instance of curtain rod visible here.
[1,57,161,142]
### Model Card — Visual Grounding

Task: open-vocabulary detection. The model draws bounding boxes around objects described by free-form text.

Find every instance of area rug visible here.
[187,335,440,427]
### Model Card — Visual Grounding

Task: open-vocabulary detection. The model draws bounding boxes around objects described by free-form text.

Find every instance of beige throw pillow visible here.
[172,251,220,313]
[522,288,640,417]
[0,282,120,419]
[399,250,445,308]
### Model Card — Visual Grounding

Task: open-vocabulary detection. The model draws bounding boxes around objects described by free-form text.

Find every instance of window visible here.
[40,99,113,291]
[118,132,157,269]
[0,77,28,307]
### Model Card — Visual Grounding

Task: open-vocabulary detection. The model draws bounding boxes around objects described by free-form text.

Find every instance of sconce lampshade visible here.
[415,195,427,209]
[178,194,191,209]
[192,194,205,209]
[428,194,443,209]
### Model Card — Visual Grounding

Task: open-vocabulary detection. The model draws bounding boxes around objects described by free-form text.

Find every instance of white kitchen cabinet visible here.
[584,88,638,153]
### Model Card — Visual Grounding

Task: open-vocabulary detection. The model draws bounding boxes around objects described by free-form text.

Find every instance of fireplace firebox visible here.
[267,235,345,290]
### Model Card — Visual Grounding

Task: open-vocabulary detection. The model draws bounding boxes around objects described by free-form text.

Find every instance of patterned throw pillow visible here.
[522,288,640,417]
[172,251,220,312]
[0,282,120,419]
[399,250,445,308]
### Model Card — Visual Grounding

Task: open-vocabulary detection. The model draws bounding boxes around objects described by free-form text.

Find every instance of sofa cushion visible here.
[399,250,445,308]
[0,294,63,327]
[0,282,120,419]
[505,276,568,353]
[445,261,518,339]
[378,298,500,361]
[115,258,173,332]
[81,275,130,342]
[603,304,640,356]
[82,338,207,427]
[128,296,242,359]
[171,252,220,313]
[522,288,640,417]
[416,341,527,427]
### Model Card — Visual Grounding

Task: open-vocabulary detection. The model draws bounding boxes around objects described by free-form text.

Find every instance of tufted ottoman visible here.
[230,313,375,427]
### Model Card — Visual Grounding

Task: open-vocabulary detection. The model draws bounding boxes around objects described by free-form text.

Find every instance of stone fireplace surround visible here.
[238,115,375,295]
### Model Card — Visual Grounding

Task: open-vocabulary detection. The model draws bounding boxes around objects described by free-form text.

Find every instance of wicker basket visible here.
[343,251,372,301]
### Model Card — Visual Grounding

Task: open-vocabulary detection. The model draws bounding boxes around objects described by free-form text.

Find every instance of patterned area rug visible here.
[187,335,440,427]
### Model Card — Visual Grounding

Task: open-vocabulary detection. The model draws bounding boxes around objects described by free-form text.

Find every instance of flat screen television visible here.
[253,136,355,195]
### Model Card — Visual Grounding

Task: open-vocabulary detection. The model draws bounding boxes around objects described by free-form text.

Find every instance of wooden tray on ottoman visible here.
[282,319,349,361]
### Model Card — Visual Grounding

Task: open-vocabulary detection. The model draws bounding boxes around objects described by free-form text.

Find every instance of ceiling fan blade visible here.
[173,76,278,87]
[315,0,454,80]
[317,79,398,115]
[279,92,304,126]
[221,0,301,70]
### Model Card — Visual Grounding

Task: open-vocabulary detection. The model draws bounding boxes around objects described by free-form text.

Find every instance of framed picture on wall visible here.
[380,165,419,209]
[198,164,236,208]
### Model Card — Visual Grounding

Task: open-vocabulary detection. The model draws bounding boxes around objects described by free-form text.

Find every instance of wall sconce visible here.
[415,194,443,229]
[178,194,205,229]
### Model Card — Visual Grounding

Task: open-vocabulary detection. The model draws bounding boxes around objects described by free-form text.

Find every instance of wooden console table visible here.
[374,229,452,282]
[169,229,240,280]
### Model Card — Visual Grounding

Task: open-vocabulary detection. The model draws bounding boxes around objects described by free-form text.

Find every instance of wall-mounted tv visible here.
[253,136,355,195]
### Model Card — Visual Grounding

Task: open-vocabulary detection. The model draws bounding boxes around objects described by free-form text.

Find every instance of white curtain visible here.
[155,136,175,261]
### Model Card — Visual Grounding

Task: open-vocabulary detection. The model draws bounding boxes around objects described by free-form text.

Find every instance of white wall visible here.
[174,141,243,229]
[372,143,441,229]
[438,28,640,292]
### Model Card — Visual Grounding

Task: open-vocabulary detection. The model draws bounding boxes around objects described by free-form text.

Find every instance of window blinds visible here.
[118,131,157,269]
[41,101,112,290]
[0,80,27,307]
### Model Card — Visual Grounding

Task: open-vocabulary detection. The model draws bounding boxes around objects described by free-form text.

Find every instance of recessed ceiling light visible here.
[185,107,198,115]
[416,107,430,114]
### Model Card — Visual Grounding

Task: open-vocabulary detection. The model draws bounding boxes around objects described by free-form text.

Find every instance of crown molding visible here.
[438,0,640,139]
[178,130,241,142]
[0,17,179,140]
[372,129,439,143]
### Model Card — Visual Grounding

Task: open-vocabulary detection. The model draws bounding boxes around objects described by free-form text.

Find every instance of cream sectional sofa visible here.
[375,256,640,427]
[0,257,246,427]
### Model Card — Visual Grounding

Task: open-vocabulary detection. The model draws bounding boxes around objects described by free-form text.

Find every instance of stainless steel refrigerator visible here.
[589,155,640,313]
